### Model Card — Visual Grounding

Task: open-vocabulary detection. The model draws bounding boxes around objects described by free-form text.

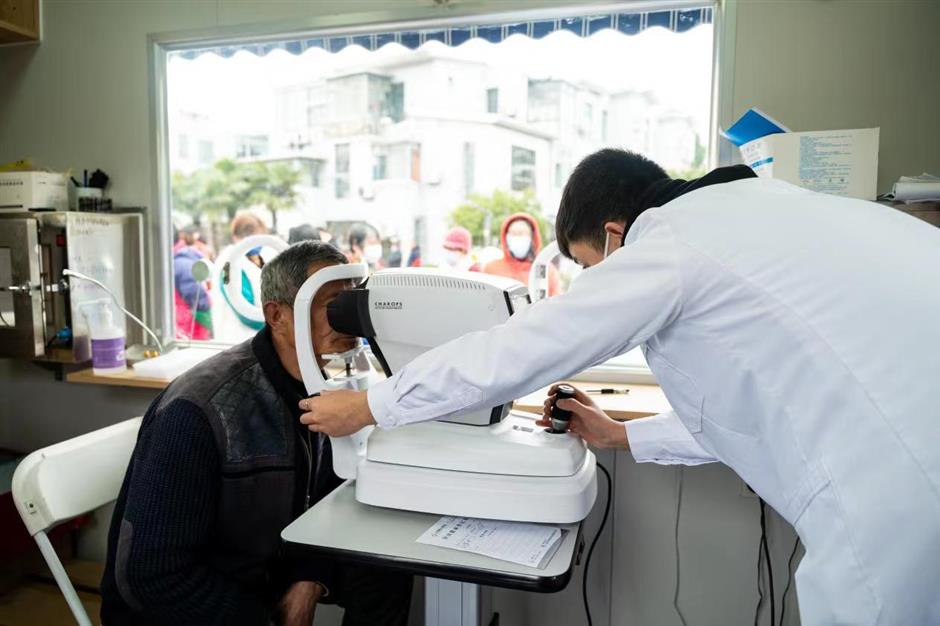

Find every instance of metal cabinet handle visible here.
[0,282,38,293]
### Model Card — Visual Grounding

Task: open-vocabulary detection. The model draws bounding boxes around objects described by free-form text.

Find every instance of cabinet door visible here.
[0,218,45,357]
[0,0,40,43]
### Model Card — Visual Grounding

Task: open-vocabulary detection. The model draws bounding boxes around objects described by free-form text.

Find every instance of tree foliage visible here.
[171,159,301,231]
[450,189,553,248]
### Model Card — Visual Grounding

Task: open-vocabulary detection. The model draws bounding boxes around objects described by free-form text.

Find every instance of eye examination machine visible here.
[294,265,597,524]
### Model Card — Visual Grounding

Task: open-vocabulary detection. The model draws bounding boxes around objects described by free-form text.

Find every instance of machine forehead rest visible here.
[327,288,375,338]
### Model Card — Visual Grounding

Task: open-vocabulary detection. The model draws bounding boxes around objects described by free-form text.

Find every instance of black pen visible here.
[586,388,630,395]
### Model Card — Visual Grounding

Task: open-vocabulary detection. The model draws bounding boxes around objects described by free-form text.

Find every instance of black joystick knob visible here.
[549,384,577,433]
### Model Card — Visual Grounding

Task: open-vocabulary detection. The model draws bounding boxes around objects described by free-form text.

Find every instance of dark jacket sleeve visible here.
[112,399,272,626]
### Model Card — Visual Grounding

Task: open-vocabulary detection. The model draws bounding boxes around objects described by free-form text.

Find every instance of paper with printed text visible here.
[417,516,564,569]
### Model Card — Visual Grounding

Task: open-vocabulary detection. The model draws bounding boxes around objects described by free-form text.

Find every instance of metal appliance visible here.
[0,211,146,361]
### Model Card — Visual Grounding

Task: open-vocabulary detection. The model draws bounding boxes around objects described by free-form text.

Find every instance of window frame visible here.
[147,0,733,380]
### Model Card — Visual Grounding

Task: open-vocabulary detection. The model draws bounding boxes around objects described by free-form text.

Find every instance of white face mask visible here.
[363,243,383,264]
[506,235,532,260]
[443,249,463,267]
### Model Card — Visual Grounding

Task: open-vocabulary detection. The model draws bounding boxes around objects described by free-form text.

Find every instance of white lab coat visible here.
[368,178,940,625]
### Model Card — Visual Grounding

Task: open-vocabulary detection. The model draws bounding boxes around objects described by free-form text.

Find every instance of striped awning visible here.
[176,6,713,60]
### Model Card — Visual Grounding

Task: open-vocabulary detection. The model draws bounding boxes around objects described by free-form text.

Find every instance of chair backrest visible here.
[12,417,142,536]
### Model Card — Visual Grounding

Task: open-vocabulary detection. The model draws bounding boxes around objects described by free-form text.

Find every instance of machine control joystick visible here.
[549,384,577,433]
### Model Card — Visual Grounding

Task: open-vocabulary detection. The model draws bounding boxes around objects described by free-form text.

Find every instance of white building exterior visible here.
[270,51,557,263]
[168,47,703,262]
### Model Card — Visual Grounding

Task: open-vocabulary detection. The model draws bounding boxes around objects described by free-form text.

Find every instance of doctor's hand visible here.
[535,384,628,449]
[299,390,376,437]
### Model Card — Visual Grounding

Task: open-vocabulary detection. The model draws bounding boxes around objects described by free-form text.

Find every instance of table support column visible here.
[425,578,494,626]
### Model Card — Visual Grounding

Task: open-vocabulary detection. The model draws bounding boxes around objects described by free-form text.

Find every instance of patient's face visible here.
[308,265,359,362]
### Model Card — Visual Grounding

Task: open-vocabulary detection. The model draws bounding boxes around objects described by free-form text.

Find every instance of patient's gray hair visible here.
[261,240,347,305]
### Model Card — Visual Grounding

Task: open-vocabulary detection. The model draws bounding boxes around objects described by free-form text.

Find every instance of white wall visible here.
[1,1,937,625]
[729,0,940,193]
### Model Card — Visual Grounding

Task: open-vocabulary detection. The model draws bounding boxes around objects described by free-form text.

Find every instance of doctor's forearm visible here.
[367,218,684,429]
[624,412,718,465]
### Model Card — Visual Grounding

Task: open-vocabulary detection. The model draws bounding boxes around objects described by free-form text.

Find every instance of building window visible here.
[486,87,499,114]
[554,162,566,189]
[197,140,214,165]
[335,143,350,198]
[235,135,270,159]
[384,83,405,123]
[373,154,388,180]
[511,146,536,191]
[463,142,475,197]
[287,158,325,188]
[310,159,324,188]
[580,102,593,135]
[178,134,189,159]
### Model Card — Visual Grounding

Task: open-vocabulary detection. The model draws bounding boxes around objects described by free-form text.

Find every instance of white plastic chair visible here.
[11,417,143,626]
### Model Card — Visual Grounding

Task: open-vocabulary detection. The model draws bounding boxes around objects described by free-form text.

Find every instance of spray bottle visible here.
[79,299,127,375]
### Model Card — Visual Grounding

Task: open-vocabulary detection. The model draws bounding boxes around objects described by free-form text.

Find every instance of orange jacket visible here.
[483,212,560,296]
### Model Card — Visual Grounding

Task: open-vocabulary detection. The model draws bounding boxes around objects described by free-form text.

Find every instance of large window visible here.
[160,4,716,365]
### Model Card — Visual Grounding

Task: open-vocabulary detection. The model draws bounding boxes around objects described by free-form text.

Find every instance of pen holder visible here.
[76,187,111,212]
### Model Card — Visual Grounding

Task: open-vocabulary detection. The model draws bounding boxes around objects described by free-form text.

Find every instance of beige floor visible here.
[0,560,102,626]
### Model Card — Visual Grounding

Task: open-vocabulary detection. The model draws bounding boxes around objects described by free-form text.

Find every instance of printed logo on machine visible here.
[374,301,403,310]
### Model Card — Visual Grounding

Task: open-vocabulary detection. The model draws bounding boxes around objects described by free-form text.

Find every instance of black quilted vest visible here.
[152,337,302,586]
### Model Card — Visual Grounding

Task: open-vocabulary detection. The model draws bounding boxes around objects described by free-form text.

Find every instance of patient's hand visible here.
[278,581,323,626]
[299,389,376,436]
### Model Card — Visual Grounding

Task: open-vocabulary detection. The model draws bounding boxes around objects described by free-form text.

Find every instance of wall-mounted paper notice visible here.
[417,516,564,569]
[741,128,880,200]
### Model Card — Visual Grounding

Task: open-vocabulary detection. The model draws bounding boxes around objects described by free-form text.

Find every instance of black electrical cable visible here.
[778,537,801,626]
[583,462,612,626]
[754,534,765,626]
[673,468,688,626]
[760,499,775,626]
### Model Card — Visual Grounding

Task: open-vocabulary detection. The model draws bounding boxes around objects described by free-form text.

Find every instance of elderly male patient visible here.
[101,241,412,626]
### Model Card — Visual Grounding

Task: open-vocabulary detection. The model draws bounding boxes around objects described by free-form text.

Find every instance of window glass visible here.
[164,15,714,346]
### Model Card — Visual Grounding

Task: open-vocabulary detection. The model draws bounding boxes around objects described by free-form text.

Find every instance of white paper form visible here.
[417,516,565,569]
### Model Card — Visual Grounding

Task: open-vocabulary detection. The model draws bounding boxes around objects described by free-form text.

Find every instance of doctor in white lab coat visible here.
[300,149,940,626]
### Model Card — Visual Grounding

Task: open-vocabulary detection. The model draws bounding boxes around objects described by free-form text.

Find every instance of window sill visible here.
[65,367,170,391]
[64,364,670,423]
[512,381,669,422]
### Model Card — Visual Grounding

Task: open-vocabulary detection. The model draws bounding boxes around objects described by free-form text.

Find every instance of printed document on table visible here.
[417,516,565,569]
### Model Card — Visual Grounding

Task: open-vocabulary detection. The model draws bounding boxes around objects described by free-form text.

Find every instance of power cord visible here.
[583,462,612,626]
[755,499,775,626]
[754,535,765,626]
[778,537,801,626]
[63,269,164,352]
[674,467,688,626]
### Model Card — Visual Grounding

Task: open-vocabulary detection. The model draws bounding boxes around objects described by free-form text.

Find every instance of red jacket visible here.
[482,212,560,296]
